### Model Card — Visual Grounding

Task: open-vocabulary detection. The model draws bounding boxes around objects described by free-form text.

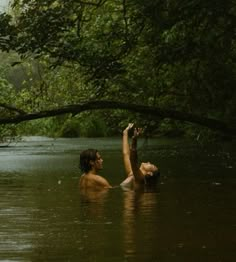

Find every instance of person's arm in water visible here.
[130,128,145,184]
[122,123,134,177]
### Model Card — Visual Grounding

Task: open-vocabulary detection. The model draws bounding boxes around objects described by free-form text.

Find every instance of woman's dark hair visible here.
[144,170,160,192]
[144,170,160,184]
[80,149,98,173]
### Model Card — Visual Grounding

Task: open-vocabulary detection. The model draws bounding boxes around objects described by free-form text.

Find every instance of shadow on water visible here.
[0,136,235,261]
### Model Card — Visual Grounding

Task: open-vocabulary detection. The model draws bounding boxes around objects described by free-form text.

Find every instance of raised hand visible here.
[133,127,142,138]
[123,123,134,134]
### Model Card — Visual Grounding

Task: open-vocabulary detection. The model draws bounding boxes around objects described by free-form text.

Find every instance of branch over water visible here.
[0,100,235,136]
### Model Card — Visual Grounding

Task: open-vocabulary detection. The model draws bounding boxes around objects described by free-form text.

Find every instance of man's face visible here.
[94,152,103,171]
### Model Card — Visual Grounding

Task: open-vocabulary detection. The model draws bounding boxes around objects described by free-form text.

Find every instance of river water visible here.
[0,136,235,262]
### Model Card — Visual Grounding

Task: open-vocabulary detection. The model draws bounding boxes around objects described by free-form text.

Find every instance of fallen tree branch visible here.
[0,103,26,115]
[0,100,235,136]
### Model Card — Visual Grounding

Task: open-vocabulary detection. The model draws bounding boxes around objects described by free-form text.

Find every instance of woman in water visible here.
[121,123,160,189]
[79,123,159,191]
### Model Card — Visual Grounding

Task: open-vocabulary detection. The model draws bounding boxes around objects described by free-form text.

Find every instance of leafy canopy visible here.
[0,0,235,137]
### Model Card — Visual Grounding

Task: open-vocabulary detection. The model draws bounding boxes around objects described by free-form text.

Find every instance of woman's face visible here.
[141,162,158,175]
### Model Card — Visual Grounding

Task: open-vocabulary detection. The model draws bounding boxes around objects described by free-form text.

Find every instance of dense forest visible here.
[0,0,235,140]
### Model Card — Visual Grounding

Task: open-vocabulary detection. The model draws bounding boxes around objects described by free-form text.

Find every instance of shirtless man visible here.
[79,148,112,189]
[79,124,159,190]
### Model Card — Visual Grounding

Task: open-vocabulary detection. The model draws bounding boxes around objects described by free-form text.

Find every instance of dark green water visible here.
[0,137,235,262]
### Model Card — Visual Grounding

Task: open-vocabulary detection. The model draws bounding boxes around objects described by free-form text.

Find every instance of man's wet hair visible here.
[80,149,98,173]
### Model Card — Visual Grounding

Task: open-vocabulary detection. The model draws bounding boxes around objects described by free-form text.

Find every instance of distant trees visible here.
[0,0,235,137]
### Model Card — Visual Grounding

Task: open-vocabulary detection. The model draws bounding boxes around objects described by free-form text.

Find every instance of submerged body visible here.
[121,123,160,190]
[79,149,112,190]
[79,173,111,189]
[79,124,160,191]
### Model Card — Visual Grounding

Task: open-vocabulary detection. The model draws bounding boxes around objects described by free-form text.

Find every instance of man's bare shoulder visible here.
[79,173,111,189]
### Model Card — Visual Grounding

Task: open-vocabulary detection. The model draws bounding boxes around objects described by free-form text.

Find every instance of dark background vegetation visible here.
[0,0,235,141]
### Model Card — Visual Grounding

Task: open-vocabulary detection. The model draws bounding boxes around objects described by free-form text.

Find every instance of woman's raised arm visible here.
[130,128,144,183]
[122,123,134,177]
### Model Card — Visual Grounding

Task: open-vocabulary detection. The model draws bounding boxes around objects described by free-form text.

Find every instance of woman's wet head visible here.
[140,162,158,176]
[140,162,160,186]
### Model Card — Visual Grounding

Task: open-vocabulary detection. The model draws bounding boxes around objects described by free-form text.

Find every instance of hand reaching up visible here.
[123,123,134,134]
[133,127,142,138]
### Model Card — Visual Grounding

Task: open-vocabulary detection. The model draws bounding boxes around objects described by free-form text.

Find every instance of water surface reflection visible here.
[0,137,235,261]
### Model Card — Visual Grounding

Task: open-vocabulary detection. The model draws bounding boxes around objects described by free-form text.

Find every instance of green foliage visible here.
[17,117,64,137]
[17,113,111,138]
[0,78,14,103]
[55,112,110,138]
[0,125,19,143]
[58,117,80,138]
[76,113,109,138]
[0,0,235,139]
